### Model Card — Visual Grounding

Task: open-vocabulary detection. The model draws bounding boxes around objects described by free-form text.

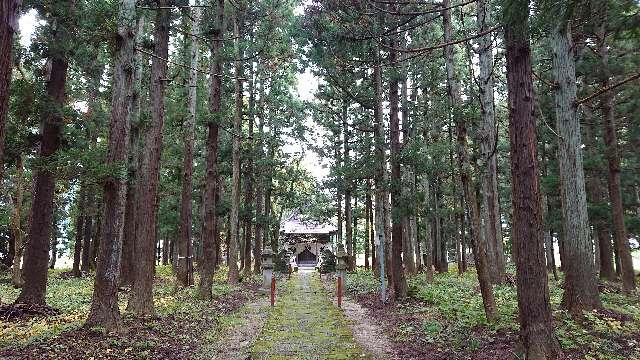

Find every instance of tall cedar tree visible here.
[343,104,353,261]
[504,0,562,357]
[389,30,408,300]
[80,196,93,273]
[16,0,75,306]
[197,0,224,299]
[583,109,616,280]
[242,60,255,276]
[477,0,506,284]
[442,0,496,321]
[128,0,170,316]
[71,190,85,278]
[85,0,137,330]
[177,5,201,286]
[253,88,265,274]
[551,16,601,312]
[596,3,636,292]
[400,78,416,275]
[10,154,25,286]
[120,15,145,286]
[0,0,22,181]
[373,52,386,283]
[364,182,371,269]
[227,8,243,285]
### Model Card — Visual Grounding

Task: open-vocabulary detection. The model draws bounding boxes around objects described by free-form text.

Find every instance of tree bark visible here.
[582,104,616,281]
[540,144,559,281]
[344,185,352,257]
[442,0,496,319]
[227,9,243,285]
[370,185,376,273]
[422,175,434,282]
[504,2,562,357]
[461,207,468,273]
[433,180,445,273]
[342,103,353,261]
[597,226,615,280]
[81,204,93,273]
[400,79,416,275]
[90,212,102,269]
[253,154,263,274]
[71,189,86,278]
[373,53,387,285]
[263,125,276,252]
[365,182,372,270]
[389,34,408,300]
[16,0,73,305]
[337,141,343,245]
[596,19,636,293]
[242,59,255,277]
[456,198,463,275]
[412,177,421,272]
[0,0,22,182]
[353,191,359,268]
[541,189,559,281]
[85,0,137,331]
[177,6,201,287]
[120,15,144,287]
[10,154,25,287]
[128,0,170,316]
[49,222,59,270]
[477,0,505,283]
[551,21,601,312]
[253,76,265,274]
[161,238,169,265]
[197,0,225,300]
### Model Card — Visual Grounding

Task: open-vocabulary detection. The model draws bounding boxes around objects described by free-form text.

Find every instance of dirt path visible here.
[319,275,399,360]
[251,271,370,359]
[340,298,399,360]
[204,297,270,360]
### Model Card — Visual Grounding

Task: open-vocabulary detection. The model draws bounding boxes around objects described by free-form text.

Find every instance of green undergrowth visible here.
[343,270,380,295]
[252,273,369,359]
[0,265,235,350]
[345,268,640,359]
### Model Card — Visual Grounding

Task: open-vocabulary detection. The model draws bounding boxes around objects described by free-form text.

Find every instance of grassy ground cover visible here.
[0,266,260,359]
[252,272,369,359]
[344,268,640,359]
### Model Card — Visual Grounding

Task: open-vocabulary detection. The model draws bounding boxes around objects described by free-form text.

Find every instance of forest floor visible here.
[339,267,640,360]
[0,266,263,359]
[1,266,639,359]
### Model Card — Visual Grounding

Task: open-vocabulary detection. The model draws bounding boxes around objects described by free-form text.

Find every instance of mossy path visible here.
[251,272,370,360]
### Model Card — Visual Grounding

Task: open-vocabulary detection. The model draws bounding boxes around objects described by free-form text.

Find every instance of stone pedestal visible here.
[335,244,348,308]
[261,248,274,293]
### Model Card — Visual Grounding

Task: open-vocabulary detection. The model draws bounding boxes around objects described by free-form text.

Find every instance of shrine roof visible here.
[279,211,337,235]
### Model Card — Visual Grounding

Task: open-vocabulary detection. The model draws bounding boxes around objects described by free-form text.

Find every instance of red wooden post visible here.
[337,276,343,308]
[270,276,276,306]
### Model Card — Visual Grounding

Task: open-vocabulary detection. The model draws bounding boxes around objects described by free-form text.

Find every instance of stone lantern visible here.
[261,248,274,293]
[335,243,347,308]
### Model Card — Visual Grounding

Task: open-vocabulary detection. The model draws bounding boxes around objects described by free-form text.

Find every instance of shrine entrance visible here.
[296,248,317,267]
[279,211,337,269]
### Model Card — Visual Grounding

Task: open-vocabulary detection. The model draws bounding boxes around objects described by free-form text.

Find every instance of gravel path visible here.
[340,298,400,360]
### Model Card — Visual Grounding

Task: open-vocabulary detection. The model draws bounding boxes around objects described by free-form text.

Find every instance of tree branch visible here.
[576,71,640,105]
